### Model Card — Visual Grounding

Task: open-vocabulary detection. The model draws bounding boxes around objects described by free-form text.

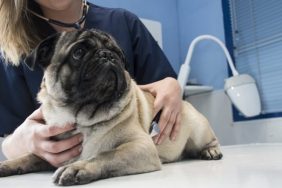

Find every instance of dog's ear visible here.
[24,33,60,70]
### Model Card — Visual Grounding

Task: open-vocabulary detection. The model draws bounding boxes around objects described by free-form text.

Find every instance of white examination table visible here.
[0,143,281,188]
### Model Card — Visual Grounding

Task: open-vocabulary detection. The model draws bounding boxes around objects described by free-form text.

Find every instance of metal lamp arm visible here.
[177,35,239,95]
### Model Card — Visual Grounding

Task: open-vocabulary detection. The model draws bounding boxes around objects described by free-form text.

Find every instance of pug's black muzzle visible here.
[76,49,127,104]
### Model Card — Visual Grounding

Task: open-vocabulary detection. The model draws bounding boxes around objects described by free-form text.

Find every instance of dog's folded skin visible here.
[0,29,222,185]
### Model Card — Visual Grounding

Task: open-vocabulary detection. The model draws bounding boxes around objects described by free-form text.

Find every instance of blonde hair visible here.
[0,0,41,66]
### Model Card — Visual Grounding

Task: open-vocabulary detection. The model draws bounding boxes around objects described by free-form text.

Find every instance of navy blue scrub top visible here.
[0,3,176,135]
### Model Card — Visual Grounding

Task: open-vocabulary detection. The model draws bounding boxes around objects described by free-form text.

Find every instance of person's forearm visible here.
[1,129,29,159]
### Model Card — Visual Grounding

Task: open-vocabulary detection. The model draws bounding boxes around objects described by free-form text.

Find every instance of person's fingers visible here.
[170,113,181,141]
[153,108,170,144]
[138,83,153,90]
[157,111,177,145]
[35,123,75,138]
[28,108,44,122]
[40,133,83,154]
[139,84,157,96]
[157,107,170,133]
[41,144,82,167]
[138,84,151,90]
[153,95,164,117]
[152,135,159,143]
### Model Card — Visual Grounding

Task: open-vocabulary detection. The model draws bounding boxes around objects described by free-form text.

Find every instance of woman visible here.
[0,0,182,167]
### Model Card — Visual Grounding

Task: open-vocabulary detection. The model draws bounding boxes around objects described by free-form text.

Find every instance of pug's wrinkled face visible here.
[25,29,128,118]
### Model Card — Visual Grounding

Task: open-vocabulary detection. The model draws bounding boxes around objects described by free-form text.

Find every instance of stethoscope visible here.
[28,0,89,30]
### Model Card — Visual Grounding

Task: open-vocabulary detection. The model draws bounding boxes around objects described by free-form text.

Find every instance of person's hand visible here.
[2,108,83,167]
[139,77,182,145]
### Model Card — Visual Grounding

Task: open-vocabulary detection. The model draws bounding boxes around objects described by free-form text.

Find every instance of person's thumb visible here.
[139,84,152,91]
[28,107,44,121]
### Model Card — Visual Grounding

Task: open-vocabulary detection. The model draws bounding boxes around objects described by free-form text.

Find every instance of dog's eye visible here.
[72,48,86,60]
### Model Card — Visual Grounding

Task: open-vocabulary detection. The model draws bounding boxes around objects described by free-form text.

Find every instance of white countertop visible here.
[184,85,213,96]
[1,143,282,188]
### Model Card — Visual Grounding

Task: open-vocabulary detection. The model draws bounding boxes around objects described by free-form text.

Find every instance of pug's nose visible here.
[97,49,116,64]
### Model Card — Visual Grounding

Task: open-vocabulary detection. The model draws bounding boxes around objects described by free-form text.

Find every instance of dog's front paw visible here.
[0,162,11,177]
[200,145,223,160]
[53,161,97,186]
[0,161,22,177]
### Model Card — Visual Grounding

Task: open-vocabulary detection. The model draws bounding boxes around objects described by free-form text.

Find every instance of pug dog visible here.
[0,29,222,186]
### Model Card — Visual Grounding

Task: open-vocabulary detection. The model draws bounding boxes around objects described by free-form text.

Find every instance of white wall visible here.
[187,91,282,146]
[140,18,163,49]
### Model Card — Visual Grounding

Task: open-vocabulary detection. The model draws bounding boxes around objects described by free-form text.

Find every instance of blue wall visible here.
[90,0,228,89]
[177,0,228,89]
[90,0,181,73]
